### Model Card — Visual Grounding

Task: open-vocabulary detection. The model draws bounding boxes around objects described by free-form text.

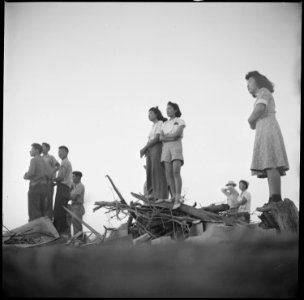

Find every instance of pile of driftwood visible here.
[93,176,299,243]
[92,176,242,242]
[4,175,298,248]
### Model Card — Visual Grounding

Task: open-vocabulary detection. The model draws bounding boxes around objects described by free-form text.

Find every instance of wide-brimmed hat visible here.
[226,180,237,187]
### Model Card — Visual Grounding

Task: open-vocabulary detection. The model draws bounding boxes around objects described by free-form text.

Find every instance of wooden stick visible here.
[63,206,103,239]
[130,192,149,203]
[105,175,128,205]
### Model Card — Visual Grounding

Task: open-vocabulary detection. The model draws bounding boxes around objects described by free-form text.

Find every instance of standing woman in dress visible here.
[140,107,169,201]
[246,71,289,211]
[158,101,186,210]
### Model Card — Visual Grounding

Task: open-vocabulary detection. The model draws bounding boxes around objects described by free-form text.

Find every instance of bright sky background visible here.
[3,2,301,234]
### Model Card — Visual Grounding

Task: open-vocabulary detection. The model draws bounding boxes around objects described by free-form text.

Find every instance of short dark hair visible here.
[245,71,274,93]
[42,143,50,150]
[59,145,69,153]
[239,180,249,190]
[167,101,182,118]
[72,171,83,178]
[31,143,43,154]
[149,106,168,122]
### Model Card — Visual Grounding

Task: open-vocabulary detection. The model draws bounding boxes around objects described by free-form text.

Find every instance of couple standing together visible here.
[140,101,185,210]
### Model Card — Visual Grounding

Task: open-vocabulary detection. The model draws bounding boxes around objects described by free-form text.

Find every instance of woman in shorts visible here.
[157,101,186,210]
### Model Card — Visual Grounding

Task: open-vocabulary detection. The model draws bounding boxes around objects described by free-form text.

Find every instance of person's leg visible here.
[53,184,63,233]
[45,183,54,220]
[39,183,48,217]
[62,185,71,234]
[151,144,169,200]
[257,168,282,212]
[72,207,84,236]
[66,206,72,238]
[266,168,282,202]
[28,185,43,221]
[172,160,182,200]
[145,149,153,199]
[164,162,175,200]
[53,184,70,234]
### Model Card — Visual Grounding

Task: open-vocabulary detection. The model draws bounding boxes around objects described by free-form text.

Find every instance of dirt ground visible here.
[2,235,298,298]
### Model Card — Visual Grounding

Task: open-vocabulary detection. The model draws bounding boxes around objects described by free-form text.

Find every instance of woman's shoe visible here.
[155,198,165,204]
[192,219,201,224]
[165,196,175,203]
[256,197,273,212]
[172,196,184,210]
[147,194,155,201]
[256,203,274,212]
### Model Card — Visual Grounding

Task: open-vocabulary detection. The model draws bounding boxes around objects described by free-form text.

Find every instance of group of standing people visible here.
[23,143,86,239]
[140,101,186,210]
[140,70,290,216]
[22,71,290,231]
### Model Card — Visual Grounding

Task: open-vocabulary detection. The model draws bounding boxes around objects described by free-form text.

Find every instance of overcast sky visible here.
[3,2,301,233]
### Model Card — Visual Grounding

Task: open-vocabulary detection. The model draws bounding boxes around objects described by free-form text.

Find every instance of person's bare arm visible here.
[160,126,185,142]
[221,187,230,196]
[140,135,160,158]
[248,103,266,130]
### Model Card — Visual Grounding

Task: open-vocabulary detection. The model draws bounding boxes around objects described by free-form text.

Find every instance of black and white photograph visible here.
[2,1,301,298]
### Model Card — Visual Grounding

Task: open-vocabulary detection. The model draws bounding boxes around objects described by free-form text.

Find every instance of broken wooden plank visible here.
[3,217,59,239]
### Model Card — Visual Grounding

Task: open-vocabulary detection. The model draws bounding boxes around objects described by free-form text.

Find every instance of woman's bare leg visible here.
[164,162,175,199]
[172,160,182,200]
[266,168,281,197]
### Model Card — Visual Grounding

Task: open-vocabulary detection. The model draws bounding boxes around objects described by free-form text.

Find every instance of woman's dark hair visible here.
[167,101,182,118]
[245,71,274,93]
[149,106,168,122]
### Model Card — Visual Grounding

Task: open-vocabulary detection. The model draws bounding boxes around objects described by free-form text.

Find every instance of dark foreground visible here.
[3,235,298,298]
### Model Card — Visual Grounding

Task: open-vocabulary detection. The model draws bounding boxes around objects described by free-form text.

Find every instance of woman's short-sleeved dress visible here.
[251,88,289,178]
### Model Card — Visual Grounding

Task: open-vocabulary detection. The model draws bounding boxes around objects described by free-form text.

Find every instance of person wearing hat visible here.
[235,180,251,223]
[67,171,85,239]
[220,180,239,209]
[203,180,239,213]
